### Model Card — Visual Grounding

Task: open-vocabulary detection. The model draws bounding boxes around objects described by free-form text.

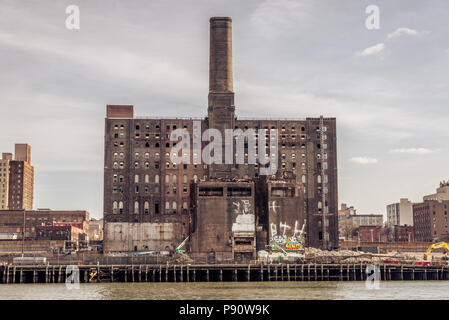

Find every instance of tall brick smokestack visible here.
[207,17,235,179]
[209,17,233,93]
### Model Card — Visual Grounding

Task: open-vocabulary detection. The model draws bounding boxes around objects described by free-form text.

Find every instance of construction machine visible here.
[423,242,449,260]
[175,236,189,254]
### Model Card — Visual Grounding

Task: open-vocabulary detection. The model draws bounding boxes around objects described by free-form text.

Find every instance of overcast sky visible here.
[0,0,448,219]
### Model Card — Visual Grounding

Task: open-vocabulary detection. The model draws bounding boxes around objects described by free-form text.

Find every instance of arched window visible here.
[134,174,139,184]
[173,175,177,183]
[155,175,160,183]
[112,201,118,214]
[193,175,198,183]
[144,201,150,214]
[145,174,150,184]
[134,201,139,214]
[113,162,118,169]
[119,201,124,214]
[165,174,170,184]
[172,201,177,211]
[301,175,306,184]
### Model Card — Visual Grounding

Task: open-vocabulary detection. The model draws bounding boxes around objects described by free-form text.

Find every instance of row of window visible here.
[111,200,188,214]
[114,124,328,132]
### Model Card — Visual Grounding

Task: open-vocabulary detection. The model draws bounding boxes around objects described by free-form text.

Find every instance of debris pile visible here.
[304,247,410,264]
[173,252,194,264]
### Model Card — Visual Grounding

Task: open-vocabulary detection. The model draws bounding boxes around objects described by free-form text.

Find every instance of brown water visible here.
[1,281,449,299]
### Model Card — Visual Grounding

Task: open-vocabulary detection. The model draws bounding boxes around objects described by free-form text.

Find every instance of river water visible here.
[1,281,449,299]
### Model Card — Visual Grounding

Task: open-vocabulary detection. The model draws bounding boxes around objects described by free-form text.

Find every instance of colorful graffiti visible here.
[267,236,304,253]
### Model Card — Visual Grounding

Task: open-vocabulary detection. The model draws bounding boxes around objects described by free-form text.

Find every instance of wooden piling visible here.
[139,265,142,282]
[267,265,271,281]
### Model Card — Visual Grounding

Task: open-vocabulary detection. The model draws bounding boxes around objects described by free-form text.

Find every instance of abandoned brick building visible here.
[103,17,338,260]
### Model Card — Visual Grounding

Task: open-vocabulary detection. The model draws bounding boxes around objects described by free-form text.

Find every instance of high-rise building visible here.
[103,17,338,255]
[0,144,34,211]
[387,198,413,227]
[0,153,12,210]
[413,200,449,242]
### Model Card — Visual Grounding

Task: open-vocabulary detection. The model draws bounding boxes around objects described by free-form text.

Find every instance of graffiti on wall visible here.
[269,220,305,252]
[231,200,255,233]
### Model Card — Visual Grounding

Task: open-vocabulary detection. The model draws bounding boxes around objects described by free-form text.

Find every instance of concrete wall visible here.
[104,222,182,252]
[190,181,255,260]
[267,181,305,244]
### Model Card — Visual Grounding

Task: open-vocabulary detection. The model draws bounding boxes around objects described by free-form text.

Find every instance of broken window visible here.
[227,187,251,197]
[271,187,294,197]
[144,201,149,214]
[199,187,223,197]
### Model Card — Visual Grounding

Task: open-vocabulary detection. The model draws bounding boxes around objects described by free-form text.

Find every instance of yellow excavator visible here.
[423,242,449,260]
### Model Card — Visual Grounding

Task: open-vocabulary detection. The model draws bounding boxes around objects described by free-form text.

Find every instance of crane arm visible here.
[424,242,449,260]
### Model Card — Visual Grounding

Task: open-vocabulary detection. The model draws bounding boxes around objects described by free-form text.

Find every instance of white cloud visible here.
[357,43,385,57]
[390,148,434,155]
[350,157,378,165]
[387,27,429,40]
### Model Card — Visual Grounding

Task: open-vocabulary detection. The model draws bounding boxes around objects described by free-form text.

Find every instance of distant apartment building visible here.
[413,200,449,242]
[391,225,414,242]
[0,153,12,210]
[0,209,89,240]
[0,144,34,210]
[423,181,449,202]
[387,198,413,227]
[350,214,384,228]
[357,226,384,242]
[338,203,384,240]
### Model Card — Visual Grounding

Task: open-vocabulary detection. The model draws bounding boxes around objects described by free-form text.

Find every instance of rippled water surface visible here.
[1,281,449,300]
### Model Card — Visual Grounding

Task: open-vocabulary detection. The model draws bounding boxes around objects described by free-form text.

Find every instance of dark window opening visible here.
[271,187,294,197]
[227,187,251,197]
[199,187,224,197]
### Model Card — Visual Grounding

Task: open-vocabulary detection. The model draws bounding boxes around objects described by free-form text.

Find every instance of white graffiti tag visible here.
[269,201,280,214]
[233,200,252,214]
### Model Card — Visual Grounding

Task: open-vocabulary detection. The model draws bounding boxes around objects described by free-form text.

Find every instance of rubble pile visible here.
[173,253,194,264]
[305,247,409,264]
